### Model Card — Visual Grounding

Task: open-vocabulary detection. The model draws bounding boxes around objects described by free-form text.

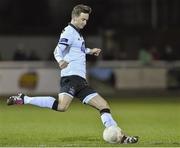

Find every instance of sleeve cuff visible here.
[56,57,63,63]
[85,48,91,54]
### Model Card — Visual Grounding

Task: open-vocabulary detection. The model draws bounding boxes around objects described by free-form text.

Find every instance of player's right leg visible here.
[7,93,25,105]
[7,93,73,112]
[7,76,75,111]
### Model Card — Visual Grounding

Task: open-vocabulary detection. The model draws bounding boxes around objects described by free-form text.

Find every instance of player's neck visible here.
[70,21,80,30]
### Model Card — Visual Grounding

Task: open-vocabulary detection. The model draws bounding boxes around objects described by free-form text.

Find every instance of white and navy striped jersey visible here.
[54,24,90,79]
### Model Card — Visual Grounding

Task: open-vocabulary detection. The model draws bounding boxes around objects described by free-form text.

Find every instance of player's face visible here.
[74,13,89,29]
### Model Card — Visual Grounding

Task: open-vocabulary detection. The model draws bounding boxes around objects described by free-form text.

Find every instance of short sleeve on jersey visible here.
[58,27,74,46]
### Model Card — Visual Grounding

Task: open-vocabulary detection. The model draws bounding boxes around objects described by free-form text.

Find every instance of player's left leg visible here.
[85,94,117,128]
[83,94,138,144]
[76,78,117,128]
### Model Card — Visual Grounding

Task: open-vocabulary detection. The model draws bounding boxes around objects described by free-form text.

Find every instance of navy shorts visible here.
[60,75,97,102]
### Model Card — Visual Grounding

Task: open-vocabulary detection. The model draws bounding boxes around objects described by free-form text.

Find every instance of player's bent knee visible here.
[57,104,69,112]
[57,93,73,112]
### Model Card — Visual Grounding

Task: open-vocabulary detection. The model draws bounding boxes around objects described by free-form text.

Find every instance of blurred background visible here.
[0,0,180,97]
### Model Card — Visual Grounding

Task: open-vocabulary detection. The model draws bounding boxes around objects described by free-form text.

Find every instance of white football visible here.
[103,126,124,143]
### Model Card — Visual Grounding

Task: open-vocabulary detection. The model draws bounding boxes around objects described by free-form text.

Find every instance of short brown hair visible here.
[71,4,92,18]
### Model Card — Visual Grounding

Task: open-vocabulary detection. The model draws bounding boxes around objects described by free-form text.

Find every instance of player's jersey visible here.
[54,23,89,79]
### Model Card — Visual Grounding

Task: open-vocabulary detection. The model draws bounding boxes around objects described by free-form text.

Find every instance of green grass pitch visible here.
[0,97,180,147]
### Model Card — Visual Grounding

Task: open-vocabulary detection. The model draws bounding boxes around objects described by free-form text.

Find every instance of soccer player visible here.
[7,4,138,144]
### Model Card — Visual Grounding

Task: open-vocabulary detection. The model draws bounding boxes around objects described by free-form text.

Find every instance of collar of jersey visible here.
[69,23,82,36]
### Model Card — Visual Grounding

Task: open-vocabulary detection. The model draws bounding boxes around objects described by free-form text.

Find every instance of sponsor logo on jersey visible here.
[60,38,68,43]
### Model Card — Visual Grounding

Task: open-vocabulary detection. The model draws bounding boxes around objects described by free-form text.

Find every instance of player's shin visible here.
[100,109,117,128]
[24,96,58,110]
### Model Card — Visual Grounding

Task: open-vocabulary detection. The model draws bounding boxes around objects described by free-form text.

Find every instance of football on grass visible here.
[103,126,123,143]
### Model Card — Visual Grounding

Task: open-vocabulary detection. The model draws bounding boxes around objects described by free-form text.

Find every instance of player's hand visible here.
[59,60,69,69]
[91,48,101,56]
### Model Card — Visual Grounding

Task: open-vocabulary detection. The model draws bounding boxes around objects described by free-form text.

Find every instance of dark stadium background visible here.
[0,0,180,61]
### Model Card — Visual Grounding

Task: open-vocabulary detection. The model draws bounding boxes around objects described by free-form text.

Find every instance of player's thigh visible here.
[87,94,110,110]
[57,93,73,111]
[75,84,109,110]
